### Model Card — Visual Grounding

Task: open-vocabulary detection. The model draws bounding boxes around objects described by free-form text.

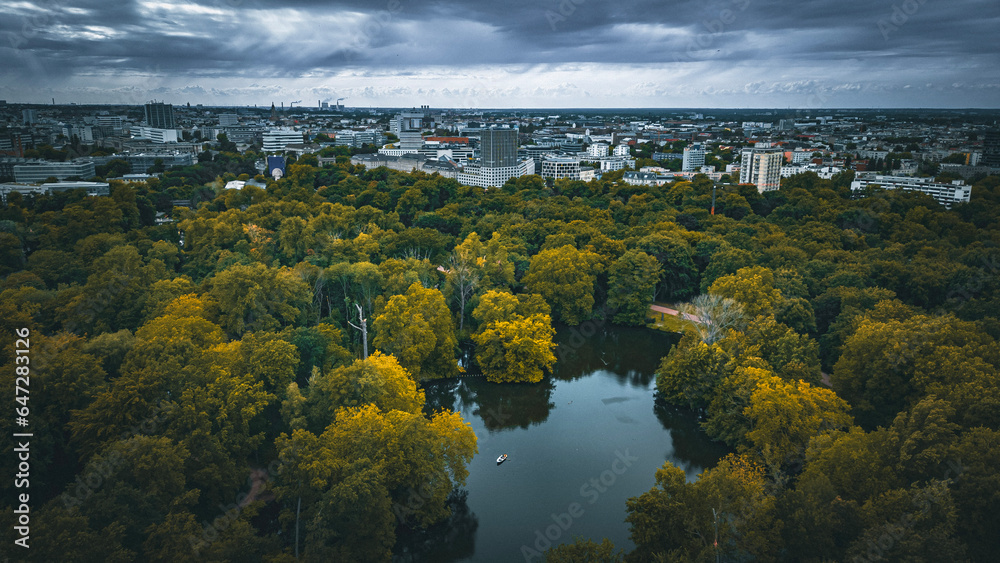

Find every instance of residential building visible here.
[740,143,783,192]
[623,171,661,187]
[850,173,972,208]
[791,149,817,164]
[63,124,95,143]
[587,143,609,158]
[781,165,843,179]
[14,159,96,183]
[599,156,634,171]
[144,102,175,128]
[613,144,631,157]
[0,132,34,157]
[682,143,705,172]
[218,113,239,127]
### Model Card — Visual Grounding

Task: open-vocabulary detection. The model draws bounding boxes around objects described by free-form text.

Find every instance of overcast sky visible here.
[1,0,998,108]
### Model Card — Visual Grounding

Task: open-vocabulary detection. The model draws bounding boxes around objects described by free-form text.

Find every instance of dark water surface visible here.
[397,325,730,562]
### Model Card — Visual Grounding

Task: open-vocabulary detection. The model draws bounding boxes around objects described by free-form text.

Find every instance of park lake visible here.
[395,324,731,561]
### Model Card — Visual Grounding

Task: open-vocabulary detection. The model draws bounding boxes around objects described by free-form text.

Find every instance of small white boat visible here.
[496,454,508,465]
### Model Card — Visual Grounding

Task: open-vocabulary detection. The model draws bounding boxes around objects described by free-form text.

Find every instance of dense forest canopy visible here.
[1,152,998,561]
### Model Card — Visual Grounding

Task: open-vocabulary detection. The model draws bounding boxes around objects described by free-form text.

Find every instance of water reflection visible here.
[393,489,477,563]
[551,324,679,386]
[653,400,731,477]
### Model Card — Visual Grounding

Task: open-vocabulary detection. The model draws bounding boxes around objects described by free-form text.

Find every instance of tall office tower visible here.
[682,143,706,172]
[983,130,1000,167]
[480,127,517,168]
[22,109,37,125]
[144,102,175,128]
[740,143,783,192]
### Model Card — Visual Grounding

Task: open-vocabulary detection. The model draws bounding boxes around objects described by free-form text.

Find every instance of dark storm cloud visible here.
[1,0,997,106]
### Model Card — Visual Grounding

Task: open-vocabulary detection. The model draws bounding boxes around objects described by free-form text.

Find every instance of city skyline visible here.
[2,0,998,109]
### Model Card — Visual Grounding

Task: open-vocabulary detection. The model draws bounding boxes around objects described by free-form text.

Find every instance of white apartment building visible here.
[613,144,631,157]
[682,143,706,172]
[850,174,971,208]
[587,143,609,158]
[781,165,843,179]
[791,149,817,164]
[599,156,635,171]
[740,144,783,192]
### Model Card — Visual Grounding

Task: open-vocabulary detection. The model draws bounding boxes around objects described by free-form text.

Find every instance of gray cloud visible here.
[0,0,997,106]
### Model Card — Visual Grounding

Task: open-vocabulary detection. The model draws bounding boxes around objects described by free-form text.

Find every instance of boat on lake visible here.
[496,454,507,465]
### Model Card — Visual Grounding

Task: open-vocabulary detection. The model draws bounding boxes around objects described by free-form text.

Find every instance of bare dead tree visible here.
[346,303,368,359]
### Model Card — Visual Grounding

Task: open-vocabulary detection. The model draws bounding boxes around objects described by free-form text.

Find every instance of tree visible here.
[607,249,662,325]
[708,266,783,318]
[273,404,476,560]
[287,351,425,433]
[544,538,624,562]
[472,291,557,383]
[209,262,311,336]
[832,314,995,429]
[655,334,733,410]
[678,294,747,344]
[637,232,698,302]
[373,283,458,379]
[444,233,482,332]
[626,454,781,562]
[745,376,853,470]
[523,245,603,325]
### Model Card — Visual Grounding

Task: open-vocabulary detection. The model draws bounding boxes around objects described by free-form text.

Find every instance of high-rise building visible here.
[480,128,517,168]
[740,143,783,192]
[682,143,706,172]
[982,130,1000,168]
[218,113,239,127]
[144,102,175,129]
[22,109,37,125]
